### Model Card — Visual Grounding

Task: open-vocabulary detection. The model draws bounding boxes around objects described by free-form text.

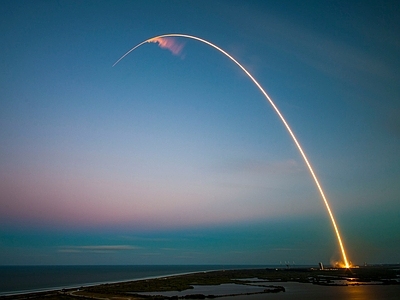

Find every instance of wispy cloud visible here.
[119,235,182,242]
[221,3,394,85]
[149,37,185,56]
[271,248,298,251]
[58,245,139,253]
[222,159,302,175]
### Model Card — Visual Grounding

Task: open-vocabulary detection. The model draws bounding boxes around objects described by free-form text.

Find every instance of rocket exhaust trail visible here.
[113,33,350,268]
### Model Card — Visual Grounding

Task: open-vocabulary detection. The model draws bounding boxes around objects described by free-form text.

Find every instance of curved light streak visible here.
[114,33,350,268]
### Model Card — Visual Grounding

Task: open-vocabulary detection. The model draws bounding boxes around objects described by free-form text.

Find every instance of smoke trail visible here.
[112,37,184,67]
[148,37,185,55]
[113,34,351,268]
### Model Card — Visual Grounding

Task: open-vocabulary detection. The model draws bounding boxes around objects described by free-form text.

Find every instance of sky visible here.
[1,0,399,266]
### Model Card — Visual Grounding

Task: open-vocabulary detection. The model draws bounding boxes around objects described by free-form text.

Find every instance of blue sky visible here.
[1,0,399,266]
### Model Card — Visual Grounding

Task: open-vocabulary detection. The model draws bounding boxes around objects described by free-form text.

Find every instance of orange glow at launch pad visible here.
[114,33,351,269]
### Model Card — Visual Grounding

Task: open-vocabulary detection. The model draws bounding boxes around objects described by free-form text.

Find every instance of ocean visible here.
[3,265,399,299]
[0,265,266,295]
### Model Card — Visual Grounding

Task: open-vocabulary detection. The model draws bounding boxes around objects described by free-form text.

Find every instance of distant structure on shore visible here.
[319,262,324,270]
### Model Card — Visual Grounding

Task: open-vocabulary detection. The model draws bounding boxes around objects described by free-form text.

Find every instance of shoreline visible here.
[0,265,272,297]
[1,265,399,299]
[0,269,222,297]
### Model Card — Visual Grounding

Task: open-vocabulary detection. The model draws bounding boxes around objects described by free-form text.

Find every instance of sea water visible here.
[230,282,400,300]
[136,281,400,300]
[0,265,265,295]
[3,266,399,299]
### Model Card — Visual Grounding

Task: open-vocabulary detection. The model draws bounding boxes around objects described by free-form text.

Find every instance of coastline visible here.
[1,265,399,299]
[0,265,270,297]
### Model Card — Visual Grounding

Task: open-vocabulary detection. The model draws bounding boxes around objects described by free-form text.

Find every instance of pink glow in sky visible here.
[149,37,185,56]
[1,161,319,230]
[1,0,399,266]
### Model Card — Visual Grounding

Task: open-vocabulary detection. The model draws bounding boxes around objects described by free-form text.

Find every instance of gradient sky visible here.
[1,0,399,266]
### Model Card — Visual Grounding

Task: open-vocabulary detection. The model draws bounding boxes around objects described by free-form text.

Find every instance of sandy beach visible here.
[2,266,399,300]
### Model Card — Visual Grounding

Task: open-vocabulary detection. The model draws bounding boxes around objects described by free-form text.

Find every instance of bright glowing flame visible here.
[113,33,351,268]
[332,259,353,269]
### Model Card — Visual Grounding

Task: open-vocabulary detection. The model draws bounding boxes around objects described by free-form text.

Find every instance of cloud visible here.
[386,110,400,138]
[271,248,298,251]
[220,3,394,85]
[58,245,139,253]
[223,159,302,175]
[148,37,185,56]
[119,235,179,242]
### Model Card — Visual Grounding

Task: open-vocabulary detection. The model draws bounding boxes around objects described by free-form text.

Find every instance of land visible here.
[1,265,399,300]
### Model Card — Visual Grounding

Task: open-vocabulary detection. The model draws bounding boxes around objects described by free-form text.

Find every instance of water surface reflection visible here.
[140,282,400,300]
[232,282,400,300]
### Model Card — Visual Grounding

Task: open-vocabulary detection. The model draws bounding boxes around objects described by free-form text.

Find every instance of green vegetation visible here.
[83,266,400,296]
[2,266,399,300]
